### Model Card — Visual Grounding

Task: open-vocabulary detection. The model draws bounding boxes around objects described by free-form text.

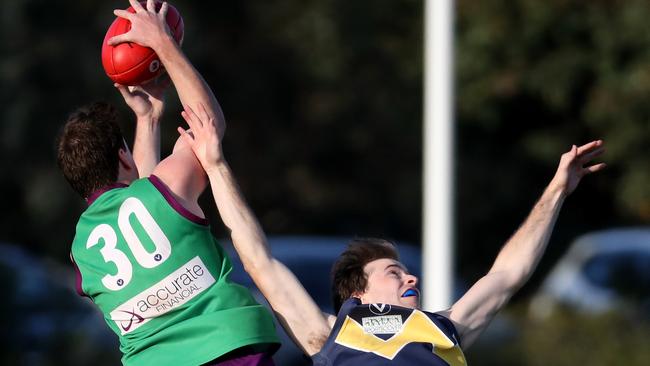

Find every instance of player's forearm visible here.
[132,116,161,177]
[259,260,332,356]
[152,35,225,135]
[205,163,330,355]
[205,161,274,271]
[489,183,566,289]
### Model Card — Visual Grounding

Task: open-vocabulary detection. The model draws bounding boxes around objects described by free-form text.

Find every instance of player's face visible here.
[357,258,420,309]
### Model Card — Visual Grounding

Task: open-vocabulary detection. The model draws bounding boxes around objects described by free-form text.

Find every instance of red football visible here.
[101,1,184,86]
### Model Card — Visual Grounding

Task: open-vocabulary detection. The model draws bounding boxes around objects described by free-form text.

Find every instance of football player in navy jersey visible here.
[317,141,605,365]
[320,238,468,365]
[187,118,605,365]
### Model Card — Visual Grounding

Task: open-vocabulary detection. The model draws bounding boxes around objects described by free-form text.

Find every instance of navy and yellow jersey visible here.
[313,298,467,366]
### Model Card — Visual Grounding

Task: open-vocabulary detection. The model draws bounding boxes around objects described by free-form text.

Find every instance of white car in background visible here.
[529,227,650,320]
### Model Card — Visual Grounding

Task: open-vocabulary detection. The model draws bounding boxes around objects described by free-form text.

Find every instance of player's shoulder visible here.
[151,147,206,201]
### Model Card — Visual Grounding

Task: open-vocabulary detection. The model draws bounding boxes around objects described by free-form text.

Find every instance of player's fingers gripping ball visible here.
[101,1,184,86]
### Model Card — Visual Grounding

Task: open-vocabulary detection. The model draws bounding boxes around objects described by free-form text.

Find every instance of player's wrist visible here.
[151,32,176,54]
[135,114,160,127]
[544,180,568,201]
[150,109,164,123]
[204,159,228,176]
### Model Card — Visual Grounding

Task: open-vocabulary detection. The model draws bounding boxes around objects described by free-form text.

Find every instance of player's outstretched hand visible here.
[177,103,225,173]
[108,0,171,48]
[115,74,170,121]
[550,140,606,196]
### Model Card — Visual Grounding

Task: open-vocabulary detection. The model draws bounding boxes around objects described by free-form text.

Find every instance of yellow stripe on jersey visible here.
[334,309,467,365]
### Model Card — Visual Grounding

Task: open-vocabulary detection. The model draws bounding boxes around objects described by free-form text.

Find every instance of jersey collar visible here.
[86,183,129,206]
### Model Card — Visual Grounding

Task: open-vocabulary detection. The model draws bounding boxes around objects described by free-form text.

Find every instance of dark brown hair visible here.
[57,102,126,198]
[331,238,399,313]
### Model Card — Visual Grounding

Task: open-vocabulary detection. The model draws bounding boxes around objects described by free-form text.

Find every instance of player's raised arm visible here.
[114,76,170,177]
[439,140,606,348]
[177,103,332,356]
[107,0,222,204]
[108,0,225,139]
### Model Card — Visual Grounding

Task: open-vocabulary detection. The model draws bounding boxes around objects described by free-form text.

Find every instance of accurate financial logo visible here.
[118,309,145,332]
[110,256,216,334]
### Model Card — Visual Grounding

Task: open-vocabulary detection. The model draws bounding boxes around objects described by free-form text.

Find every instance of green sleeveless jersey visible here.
[70,176,279,366]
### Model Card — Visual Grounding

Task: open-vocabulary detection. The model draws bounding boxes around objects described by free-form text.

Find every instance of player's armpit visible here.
[443,271,515,349]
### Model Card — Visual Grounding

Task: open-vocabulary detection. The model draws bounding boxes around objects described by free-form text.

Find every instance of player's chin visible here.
[400,296,419,309]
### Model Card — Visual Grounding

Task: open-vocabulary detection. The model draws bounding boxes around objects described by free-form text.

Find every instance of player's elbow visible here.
[490,258,536,291]
[487,268,527,294]
[506,269,532,293]
[242,255,275,281]
[241,256,272,278]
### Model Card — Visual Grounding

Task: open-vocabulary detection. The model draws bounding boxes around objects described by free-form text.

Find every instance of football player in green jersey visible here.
[57,1,279,365]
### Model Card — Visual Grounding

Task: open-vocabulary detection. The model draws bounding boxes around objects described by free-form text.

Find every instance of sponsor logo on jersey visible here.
[362,315,403,334]
[110,256,215,334]
[117,309,145,332]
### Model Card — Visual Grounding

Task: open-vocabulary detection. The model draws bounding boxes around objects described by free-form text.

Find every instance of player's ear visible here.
[118,148,136,171]
[351,289,366,301]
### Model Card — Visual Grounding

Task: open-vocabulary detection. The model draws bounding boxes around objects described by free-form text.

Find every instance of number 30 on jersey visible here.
[86,197,171,291]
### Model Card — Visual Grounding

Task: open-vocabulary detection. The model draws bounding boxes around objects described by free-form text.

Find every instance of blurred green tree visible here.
[455,0,649,283]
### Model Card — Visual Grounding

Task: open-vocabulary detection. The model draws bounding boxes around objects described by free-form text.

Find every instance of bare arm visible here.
[440,140,606,348]
[109,0,221,201]
[178,104,332,355]
[115,77,169,176]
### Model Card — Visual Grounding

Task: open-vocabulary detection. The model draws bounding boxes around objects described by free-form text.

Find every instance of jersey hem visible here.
[123,336,280,366]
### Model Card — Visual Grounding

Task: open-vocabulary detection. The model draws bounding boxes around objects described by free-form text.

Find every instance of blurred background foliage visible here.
[467,305,650,366]
[0,0,648,364]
